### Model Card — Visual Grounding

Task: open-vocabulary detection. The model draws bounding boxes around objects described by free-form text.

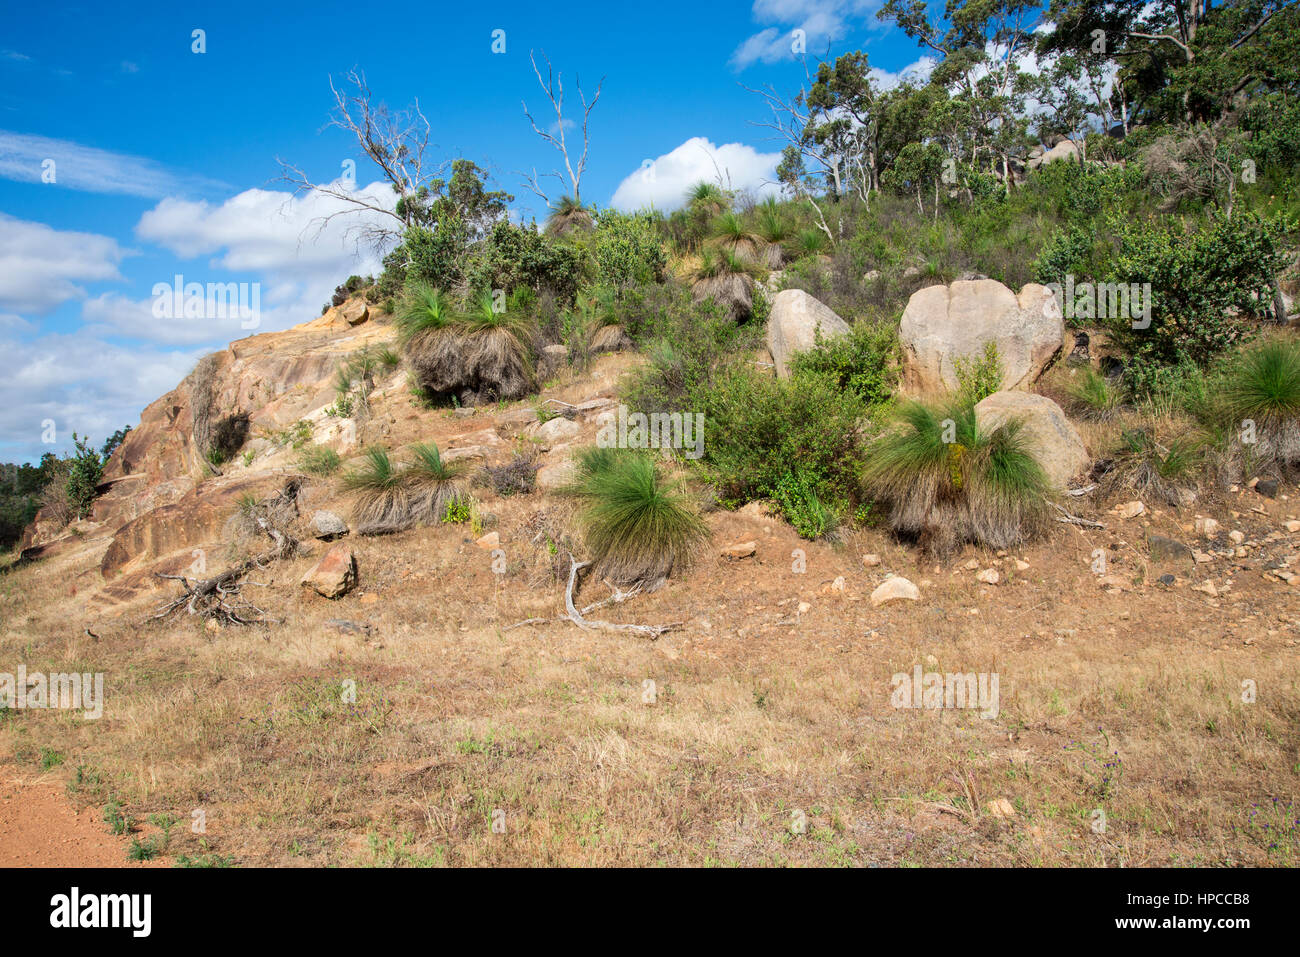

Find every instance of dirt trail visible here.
[0,770,162,867]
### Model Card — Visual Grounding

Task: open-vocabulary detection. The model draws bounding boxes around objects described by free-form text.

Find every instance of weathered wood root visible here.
[506,557,681,638]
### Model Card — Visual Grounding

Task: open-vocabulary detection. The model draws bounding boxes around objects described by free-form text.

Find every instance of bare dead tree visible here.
[277,68,446,252]
[518,51,604,208]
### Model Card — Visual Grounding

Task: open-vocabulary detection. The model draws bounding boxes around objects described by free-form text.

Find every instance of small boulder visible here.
[1147,533,1192,561]
[870,577,920,607]
[977,568,1000,585]
[311,510,348,540]
[340,299,369,326]
[720,541,757,560]
[300,544,357,599]
[1117,501,1146,519]
[475,531,500,550]
[534,417,581,445]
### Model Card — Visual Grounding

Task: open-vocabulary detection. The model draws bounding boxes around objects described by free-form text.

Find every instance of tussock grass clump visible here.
[344,447,413,533]
[1064,367,1125,421]
[1221,338,1300,463]
[1102,428,1203,506]
[546,195,594,236]
[394,283,454,348]
[563,448,709,589]
[296,445,341,476]
[407,441,468,523]
[863,399,1052,556]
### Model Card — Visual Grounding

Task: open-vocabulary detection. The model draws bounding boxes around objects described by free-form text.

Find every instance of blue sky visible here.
[0,0,933,463]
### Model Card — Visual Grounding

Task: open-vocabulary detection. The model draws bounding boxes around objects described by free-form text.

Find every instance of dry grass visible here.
[3,489,1299,867]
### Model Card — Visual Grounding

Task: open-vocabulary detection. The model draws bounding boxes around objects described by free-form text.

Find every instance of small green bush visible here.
[789,322,898,406]
[771,471,841,540]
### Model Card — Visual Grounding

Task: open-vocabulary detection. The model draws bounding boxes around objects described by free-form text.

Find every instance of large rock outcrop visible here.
[766,289,851,379]
[975,391,1088,490]
[899,280,1063,395]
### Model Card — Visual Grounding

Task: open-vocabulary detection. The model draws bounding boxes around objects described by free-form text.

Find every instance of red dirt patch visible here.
[0,770,164,868]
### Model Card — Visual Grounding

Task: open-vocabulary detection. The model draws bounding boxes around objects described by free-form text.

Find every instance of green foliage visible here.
[696,367,867,511]
[1221,338,1300,430]
[384,217,470,291]
[562,448,709,586]
[771,470,841,540]
[103,798,135,835]
[1107,212,1288,369]
[592,211,668,289]
[442,497,472,524]
[954,342,1004,404]
[65,432,104,519]
[296,445,341,476]
[1064,367,1125,420]
[464,220,588,303]
[619,285,757,414]
[788,322,898,406]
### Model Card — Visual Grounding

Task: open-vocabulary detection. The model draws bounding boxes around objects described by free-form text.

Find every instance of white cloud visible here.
[0,181,399,460]
[0,129,226,197]
[0,332,199,461]
[610,137,783,211]
[0,214,129,315]
[731,0,882,69]
[128,179,394,341]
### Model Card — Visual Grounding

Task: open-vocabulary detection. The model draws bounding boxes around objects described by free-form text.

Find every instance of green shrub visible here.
[953,342,1004,404]
[862,399,1052,555]
[771,471,841,540]
[789,322,897,406]
[592,211,668,289]
[696,367,866,511]
[64,433,104,519]
[1106,212,1287,369]
[562,448,709,588]
[464,220,588,303]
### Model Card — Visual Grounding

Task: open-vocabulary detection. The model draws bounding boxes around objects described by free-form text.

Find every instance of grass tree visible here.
[545,195,594,236]
[691,247,755,322]
[407,441,468,523]
[562,447,709,589]
[343,446,413,533]
[863,399,1052,556]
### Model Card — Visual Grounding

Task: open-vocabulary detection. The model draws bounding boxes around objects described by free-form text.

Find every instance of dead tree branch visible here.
[506,556,681,638]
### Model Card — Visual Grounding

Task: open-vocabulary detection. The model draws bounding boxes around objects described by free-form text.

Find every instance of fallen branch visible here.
[506,557,681,638]
[1050,501,1105,529]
